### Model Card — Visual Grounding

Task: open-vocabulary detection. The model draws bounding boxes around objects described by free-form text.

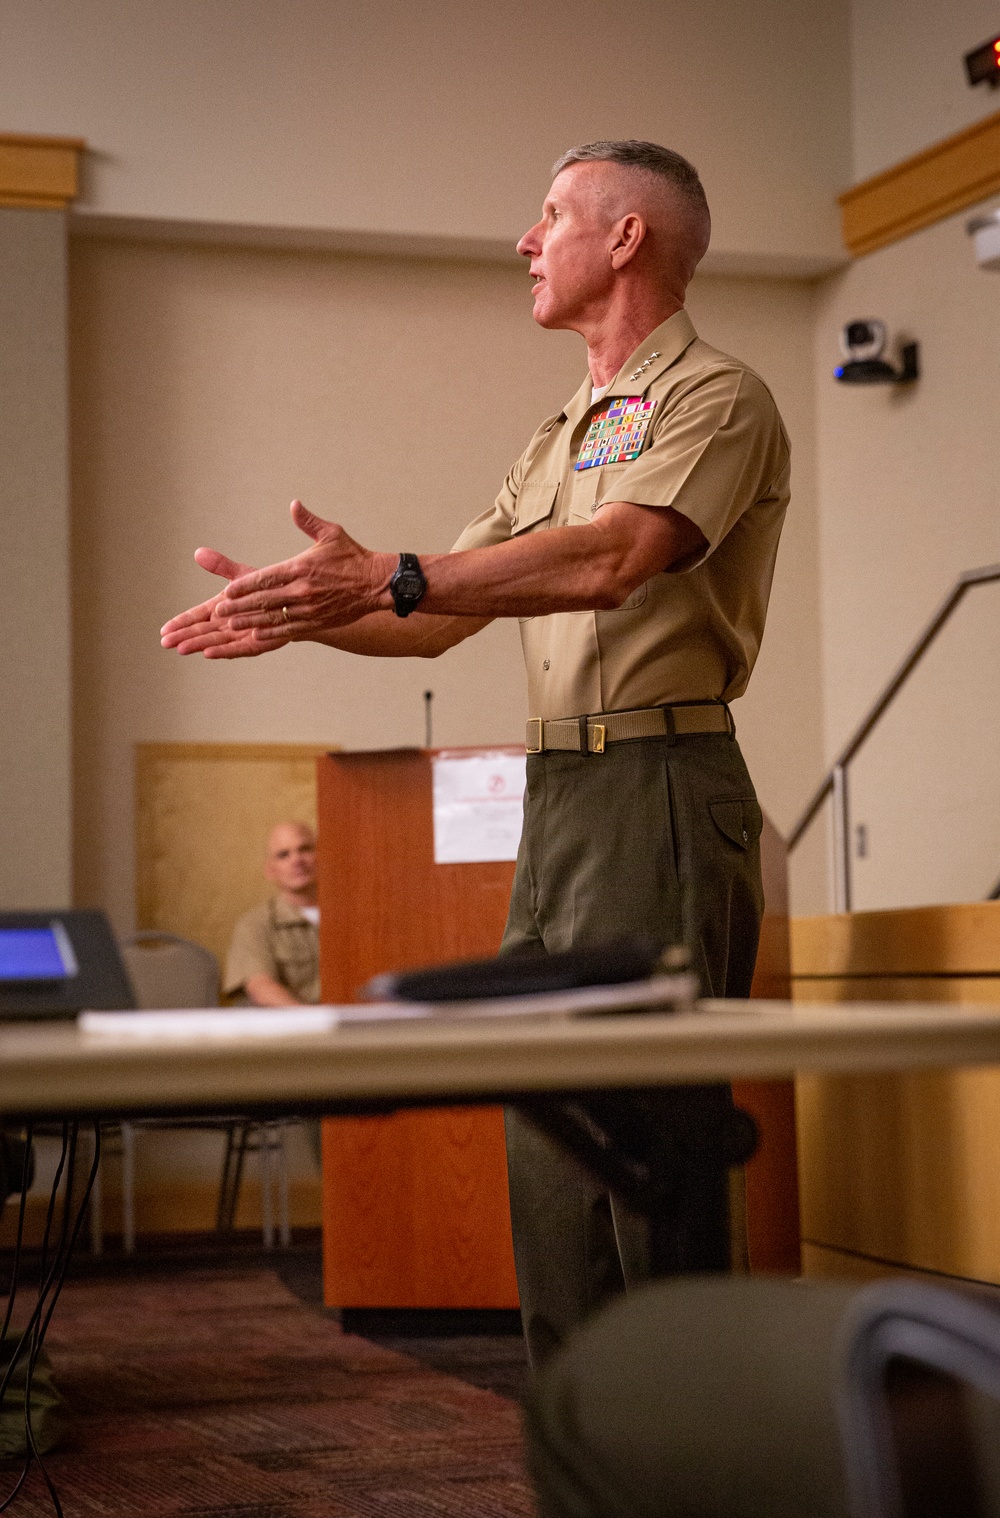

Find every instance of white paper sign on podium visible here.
[432,751,527,864]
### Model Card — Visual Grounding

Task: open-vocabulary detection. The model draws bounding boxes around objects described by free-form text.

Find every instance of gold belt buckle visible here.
[526,718,544,755]
[589,722,606,755]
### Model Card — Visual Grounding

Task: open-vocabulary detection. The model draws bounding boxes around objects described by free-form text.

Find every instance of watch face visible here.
[396,571,423,598]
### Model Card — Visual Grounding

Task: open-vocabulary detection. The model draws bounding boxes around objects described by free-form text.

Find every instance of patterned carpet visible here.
[1,1268,536,1517]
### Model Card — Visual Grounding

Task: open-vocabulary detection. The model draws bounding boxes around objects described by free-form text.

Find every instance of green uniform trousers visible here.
[502,729,764,1367]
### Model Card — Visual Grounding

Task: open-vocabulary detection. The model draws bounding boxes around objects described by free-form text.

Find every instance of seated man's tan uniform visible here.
[225,822,320,1005]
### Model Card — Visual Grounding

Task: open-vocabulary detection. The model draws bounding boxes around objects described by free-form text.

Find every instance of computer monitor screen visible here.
[0,924,79,982]
[0,911,132,1019]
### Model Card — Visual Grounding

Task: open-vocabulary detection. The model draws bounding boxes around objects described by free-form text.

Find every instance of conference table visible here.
[6,994,1000,1119]
[4,987,1000,1281]
[7,990,1000,1274]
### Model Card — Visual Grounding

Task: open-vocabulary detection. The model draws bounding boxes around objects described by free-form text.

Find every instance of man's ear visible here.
[609,213,647,271]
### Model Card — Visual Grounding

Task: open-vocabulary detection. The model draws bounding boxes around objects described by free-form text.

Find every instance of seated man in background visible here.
[225,821,321,1006]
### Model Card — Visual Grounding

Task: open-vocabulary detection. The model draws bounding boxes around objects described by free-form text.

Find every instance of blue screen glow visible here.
[0,928,72,981]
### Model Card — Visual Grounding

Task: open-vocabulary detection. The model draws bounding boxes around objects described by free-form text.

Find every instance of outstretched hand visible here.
[219,500,392,634]
[160,501,392,658]
[159,549,288,659]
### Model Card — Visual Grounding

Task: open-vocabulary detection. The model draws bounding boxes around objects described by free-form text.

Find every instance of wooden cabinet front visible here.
[317,748,519,1308]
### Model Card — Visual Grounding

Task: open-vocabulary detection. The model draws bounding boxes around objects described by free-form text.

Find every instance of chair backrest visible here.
[838,1280,1000,1518]
[119,932,220,1009]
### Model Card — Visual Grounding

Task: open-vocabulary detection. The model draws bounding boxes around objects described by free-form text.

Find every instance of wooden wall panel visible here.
[792,904,1000,1286]
[0,132,84,208]
[135,741,328,970]
[318,749,519,1309]
[792,903,1000,979]
[129,741,332,1238]
[839,108,1000,257]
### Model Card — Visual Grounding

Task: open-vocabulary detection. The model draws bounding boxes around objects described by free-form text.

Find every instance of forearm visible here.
[414,529,632,617]
[373,505,705,620]
[315,610,492,658]
[244,973,303,1007]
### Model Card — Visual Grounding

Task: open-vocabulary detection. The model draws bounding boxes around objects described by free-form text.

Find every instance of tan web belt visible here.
[525,701,732,755]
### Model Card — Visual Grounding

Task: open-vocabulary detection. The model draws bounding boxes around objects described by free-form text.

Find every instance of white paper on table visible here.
[77,974,698,1038]
[79,1007,341,1040]
[432,750,527,864]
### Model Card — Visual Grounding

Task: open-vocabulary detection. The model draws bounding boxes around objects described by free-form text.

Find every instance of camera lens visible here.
[846,321,873,346]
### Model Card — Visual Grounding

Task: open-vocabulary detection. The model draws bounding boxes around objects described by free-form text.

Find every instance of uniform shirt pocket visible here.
[614,582,648,610]
[709,797,763,851]
[511,481,559,535]
[514,481,559,622]
[578,469,648,610]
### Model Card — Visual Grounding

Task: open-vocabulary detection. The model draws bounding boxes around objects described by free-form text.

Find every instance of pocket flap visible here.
[709,798,763,851]
[512,482,558,534]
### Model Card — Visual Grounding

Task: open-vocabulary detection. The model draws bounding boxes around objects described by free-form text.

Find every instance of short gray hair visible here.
[551,139,708,218]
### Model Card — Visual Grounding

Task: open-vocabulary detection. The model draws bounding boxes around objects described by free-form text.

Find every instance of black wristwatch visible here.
[389,553,427,617]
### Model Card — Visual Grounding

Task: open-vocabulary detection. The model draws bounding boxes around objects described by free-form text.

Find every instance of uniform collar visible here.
[562,308,699,427]
[271,894,314,926]
[604,308,698,397]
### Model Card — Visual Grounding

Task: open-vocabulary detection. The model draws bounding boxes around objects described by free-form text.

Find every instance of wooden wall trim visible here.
[791,903,1000,978]
[840,109,1000,256]
[0,132,85,209]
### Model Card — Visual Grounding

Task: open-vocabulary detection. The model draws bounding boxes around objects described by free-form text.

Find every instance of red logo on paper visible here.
[487,773,506,794]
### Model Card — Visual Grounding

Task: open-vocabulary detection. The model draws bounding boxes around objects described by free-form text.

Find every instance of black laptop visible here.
[0,910,134,1021]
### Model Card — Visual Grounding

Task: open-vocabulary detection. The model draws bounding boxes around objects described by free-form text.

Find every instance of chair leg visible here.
[121,1122,136,1255]
[276,1125,291,1248]
[89,1127,103,1256]
[218,1123,250,1232]
[260,1127,274,1250]
[217,1123,239,1231]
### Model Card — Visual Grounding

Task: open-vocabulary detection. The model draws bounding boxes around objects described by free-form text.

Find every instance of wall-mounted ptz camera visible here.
[839,319,887,363]
[835,321,919,385]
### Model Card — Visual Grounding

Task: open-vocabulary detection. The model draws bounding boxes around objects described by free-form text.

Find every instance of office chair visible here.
[525,1275,1000,1518]
[91,932,292,1253]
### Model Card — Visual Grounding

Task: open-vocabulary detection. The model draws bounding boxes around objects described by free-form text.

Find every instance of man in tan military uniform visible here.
[163,140,789,1366]
[225,821,321,1006]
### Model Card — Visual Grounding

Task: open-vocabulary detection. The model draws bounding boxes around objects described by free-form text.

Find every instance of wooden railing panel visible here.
[793,903,1000,1284]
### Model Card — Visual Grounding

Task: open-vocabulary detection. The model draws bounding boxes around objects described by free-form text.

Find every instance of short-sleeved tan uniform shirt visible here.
[224,896,321,1004]
[451,309,790,722]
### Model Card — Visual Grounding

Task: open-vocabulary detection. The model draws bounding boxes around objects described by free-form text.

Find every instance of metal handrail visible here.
[786,562,1000,911]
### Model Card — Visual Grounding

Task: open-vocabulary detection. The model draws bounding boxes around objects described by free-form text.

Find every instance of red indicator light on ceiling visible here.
[966,34,1000,86]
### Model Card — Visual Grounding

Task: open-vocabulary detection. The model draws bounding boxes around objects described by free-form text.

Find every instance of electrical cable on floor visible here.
[0,1121,101,1517]
[0,1129,34,1345]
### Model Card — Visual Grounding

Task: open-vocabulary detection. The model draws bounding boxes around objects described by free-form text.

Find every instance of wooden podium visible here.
[316,748,800,1307]
[316,748,520,1308]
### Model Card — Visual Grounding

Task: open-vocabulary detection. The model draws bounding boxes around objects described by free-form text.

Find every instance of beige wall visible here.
[811,207,1000,908]
[0,209,72,909]
[851,0,1000,180]
[685,274,826,914]
[70,234,823,933]
[37,0,1000,934]
[7,0,848,272]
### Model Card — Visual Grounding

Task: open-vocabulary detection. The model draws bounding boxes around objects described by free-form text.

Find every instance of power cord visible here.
[0,1121,101,1516]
